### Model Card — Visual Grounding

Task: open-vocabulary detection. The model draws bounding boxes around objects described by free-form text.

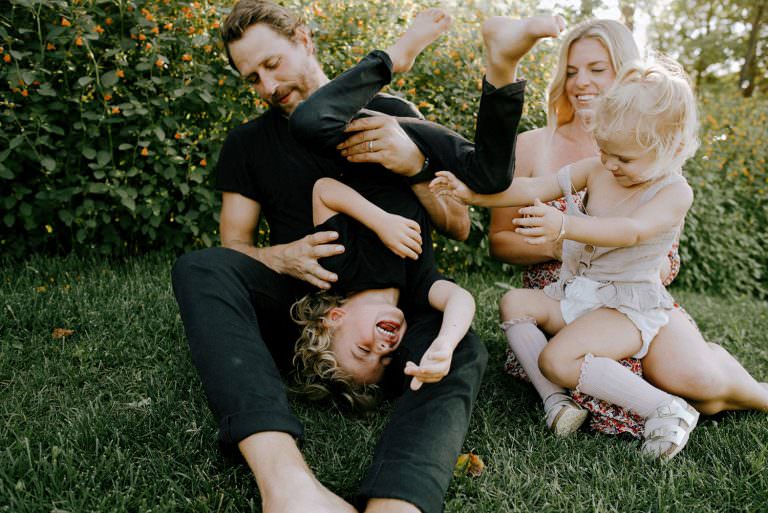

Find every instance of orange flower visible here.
[105,18,113,26]
[111,106,121,114]
[116,69,125,78]
[138,33,146,41]
[395,78,405,87]
[155,58,164,68]
[0,46,4,53]
[218,78,225,86]
[46,42,56,51]
[61,17,71,27]
[103,93,112,101]
[181,53,192,62]
[3,54,11,63]
[211,21,220,29]
[203,44,212,53]
[95,25,104,34]
[151,26,159,35]
[174,132,182,140]
[140,147,149,156]
[187,26,196,34]
[21,89,28,97]
[145,42,152,50]
[164,22,173,30]
[406,88,416,95]
[199,158,207,167]
[75,36,83,46]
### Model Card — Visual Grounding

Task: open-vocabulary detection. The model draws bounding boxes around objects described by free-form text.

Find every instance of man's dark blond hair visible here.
[221,0,308,71]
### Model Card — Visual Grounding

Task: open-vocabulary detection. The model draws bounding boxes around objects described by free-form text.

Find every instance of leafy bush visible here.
[1,0,766,297]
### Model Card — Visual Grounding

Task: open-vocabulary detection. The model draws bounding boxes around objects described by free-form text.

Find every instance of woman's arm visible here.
[404,280,476,391]
[312,178,423,259]
[489,129,563,264]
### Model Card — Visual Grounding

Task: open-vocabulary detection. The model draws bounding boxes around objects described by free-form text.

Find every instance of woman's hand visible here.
[429,171,475,204]
[514,198,566,245]
[373,213,423,259]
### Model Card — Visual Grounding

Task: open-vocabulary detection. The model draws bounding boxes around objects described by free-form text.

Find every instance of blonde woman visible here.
[489,19,767,437]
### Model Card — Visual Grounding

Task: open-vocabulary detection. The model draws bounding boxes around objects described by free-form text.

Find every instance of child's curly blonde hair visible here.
[592,56,700,179]
[291,291,381,411]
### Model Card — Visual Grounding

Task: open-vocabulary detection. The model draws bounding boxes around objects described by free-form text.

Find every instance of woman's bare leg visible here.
[642,309,768,414]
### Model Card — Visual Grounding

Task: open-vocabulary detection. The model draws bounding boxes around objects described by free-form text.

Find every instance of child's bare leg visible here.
[386,8,452,74]
[541,308,699,460]
[482,15,566,87]
[642,309,768,414]
[500,289,586,434]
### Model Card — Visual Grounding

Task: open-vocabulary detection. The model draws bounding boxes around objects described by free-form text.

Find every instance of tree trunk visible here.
[739,3,764,98]
[620,0,635,32]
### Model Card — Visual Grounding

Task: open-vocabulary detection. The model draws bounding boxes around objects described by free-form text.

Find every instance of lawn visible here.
[1,254,767,512]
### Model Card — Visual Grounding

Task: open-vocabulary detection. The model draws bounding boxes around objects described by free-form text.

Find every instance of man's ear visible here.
[293,25,314,55]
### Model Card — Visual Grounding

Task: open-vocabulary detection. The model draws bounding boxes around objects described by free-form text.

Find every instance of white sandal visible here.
[544,393,588,436]
[642,397,699,460]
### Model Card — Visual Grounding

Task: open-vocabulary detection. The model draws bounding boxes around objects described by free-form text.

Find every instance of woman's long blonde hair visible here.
[547,19,640,129]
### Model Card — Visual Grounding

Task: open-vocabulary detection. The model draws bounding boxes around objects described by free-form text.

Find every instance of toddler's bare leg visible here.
[386,8,452,74]
[482,15,566,87]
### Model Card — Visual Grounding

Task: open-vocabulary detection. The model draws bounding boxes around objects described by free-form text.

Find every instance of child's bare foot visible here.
[482,15,566,86]
[386,8,452,73]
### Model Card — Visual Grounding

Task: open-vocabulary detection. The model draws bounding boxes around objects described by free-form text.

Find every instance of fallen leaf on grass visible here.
[127,398,152,408]
[51,328,75,339]
[454,452,485,477]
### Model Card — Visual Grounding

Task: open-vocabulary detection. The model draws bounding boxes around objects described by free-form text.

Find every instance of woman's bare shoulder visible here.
[515,127,553,177]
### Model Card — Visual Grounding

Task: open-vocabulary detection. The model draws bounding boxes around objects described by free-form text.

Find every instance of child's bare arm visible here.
[429,158,595,207]
[312,177,423,259]
[516,181,693,247]
[404,280,476,390]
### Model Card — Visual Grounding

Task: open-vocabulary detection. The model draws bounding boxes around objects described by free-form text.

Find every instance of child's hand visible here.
[514,198,566,244]
[404,339,453,391]
[375,213,423,259]
[429,171,474,204]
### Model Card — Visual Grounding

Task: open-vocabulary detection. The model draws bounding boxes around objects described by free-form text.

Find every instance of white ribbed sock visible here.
[577,354,671,418]
[502,319,565,402]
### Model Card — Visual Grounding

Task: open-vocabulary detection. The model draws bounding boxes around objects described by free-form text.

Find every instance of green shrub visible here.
[1,0,766,297]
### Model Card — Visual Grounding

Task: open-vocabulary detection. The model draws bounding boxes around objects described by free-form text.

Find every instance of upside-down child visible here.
[431,56,768,459]
[289,9,566,407]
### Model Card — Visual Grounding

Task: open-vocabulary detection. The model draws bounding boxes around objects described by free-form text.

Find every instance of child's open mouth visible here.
[376,320,402,344]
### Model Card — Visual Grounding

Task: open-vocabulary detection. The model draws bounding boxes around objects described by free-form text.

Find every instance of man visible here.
[172,1,537,511]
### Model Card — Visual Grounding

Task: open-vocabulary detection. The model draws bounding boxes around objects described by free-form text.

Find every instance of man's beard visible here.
[268,70,320,115]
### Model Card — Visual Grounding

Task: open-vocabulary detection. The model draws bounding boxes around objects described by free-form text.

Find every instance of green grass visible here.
[2,255,767,512]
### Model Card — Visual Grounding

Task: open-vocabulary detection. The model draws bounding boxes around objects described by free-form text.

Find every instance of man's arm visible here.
[220,192,344,289]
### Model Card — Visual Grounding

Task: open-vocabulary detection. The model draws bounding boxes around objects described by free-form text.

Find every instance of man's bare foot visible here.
[482,15,566,86]
[263,470,358,513]
[386,8,452,74]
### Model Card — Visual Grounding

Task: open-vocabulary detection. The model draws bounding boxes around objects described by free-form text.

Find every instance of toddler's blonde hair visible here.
[291,292,380,411]
[592,56,699,178]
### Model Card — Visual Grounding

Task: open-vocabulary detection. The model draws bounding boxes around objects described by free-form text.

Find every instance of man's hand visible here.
[373,213,423,260]
[268,231,344,289]
[337,114,425,176]
[429,171,475,204]
[404,338,453,391]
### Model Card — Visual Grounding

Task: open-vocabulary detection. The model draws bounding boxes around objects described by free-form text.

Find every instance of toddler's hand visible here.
[514,198,565,244]
[404,339,453,391]
[429,171,474,204]
[376,213,422,259]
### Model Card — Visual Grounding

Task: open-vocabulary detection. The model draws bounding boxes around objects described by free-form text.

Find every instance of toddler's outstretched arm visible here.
[405,280,475,391]
[312,178,423,260]
[429,158,594,207]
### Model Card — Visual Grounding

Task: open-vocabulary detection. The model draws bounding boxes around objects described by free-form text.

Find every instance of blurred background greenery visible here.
[1,0,766,297]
